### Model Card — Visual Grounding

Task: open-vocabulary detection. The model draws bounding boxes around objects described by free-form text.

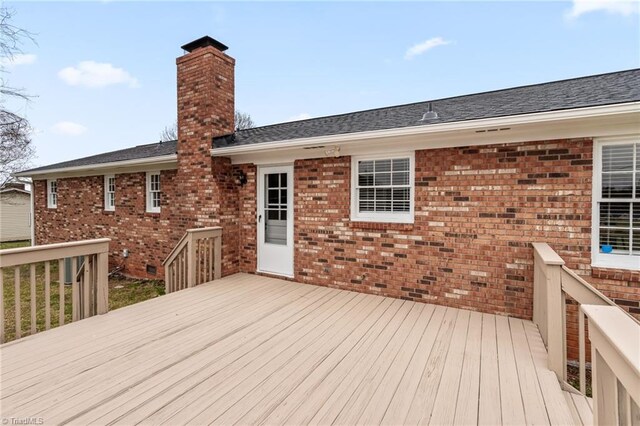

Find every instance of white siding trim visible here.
[350,151,415,224]
[47,179,57,209]
[104,174,116,211]
[591,136,640,271]
[146,171,161,213]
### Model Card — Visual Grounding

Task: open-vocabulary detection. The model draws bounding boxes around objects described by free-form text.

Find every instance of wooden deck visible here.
[1,273,578,425]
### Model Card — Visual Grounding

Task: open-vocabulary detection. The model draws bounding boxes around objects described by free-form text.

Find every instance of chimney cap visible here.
[181,36,228,53]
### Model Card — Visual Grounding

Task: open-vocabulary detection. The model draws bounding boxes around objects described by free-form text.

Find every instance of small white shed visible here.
[0,186,31,243]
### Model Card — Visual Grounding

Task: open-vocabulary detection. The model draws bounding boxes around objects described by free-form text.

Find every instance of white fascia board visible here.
[14,155,178,179]
[211,102,640,158]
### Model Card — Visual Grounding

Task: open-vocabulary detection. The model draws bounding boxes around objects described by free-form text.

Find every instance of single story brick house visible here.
[17,36,639,322]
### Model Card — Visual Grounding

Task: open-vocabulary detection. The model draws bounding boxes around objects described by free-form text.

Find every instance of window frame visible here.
[104,174,116,211]
[146,171,161,213]
[350,152,415,224]
[591,137,640,271]
[47,179,57,209]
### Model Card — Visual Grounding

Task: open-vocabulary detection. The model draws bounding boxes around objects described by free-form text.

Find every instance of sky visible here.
[4,0,640,168]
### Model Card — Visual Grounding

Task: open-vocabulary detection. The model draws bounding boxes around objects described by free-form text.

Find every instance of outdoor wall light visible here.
[235,170,248,186]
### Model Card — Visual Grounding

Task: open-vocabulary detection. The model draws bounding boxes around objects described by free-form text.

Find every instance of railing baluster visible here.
[72,257,79,322]
[83,257,91,319]
[30,264,36,334]
[59,259,65,326]
[578,309,586,394]
[0,270,4,343]
[14,266,21,339]
[214,234,221,280]
[45,261,51,330]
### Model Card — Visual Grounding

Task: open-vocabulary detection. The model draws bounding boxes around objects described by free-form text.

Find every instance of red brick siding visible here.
[290,138,639,327]
[33,170,180,278]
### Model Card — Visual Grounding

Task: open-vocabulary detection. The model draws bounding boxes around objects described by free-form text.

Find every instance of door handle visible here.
[258,214,262,223]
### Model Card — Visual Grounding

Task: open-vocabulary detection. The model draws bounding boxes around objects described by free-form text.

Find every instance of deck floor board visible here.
[0,273,577,425]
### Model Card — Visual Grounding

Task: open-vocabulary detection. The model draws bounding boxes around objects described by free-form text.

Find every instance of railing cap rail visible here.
[186,226,222,234]
[163,227,222,266]
[581,304,640,377]
[0,238,111,268]
[532,242,565,266]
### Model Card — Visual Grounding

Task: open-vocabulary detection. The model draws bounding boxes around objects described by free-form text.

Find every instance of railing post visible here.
[532,243,566,382]
[96,251,109,315]
[546,263,566,382]
[187,232,196,288]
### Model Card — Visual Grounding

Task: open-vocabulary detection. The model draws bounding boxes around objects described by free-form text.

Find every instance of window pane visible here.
[267,209,279,220]
[359,161,374,173]
[392,172,409,185]
[375,188,392,211]
[268,189,279,205]
[358,174,373,186]
[602,173,633,198]
[633,230,640,255]
[392,158,410,171]
[634,203,640,228]
[267,174,279,188]
[280,173,287,188]
[600,202,630,228]
[280,189,287,204]
[374,173,391,186]
[602,144,634,172]
[599,228,630,253]
[374,159,391,173]
[636,173,639,198]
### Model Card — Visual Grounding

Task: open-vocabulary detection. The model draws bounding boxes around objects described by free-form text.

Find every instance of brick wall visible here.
[33,170,180,278]
[290,138,639,325]
[175,43,239,276]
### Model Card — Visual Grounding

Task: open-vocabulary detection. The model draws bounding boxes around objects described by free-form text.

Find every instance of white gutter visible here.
[14,154,178,178]
[210,102,640,156]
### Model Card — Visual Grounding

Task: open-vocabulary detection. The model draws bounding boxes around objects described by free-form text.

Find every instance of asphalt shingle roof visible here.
[22,140,177,174]
[214,68,640,148]
[21,68,639,174]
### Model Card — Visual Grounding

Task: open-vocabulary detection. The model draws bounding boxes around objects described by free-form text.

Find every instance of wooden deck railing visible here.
[581,305,640,425]
[533,243,640,425]
[0,238,110,343]
[163,227,221,294]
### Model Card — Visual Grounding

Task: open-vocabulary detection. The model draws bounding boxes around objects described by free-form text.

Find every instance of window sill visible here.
[103,209,115,214]
[349,221,414,232]
[591,257,640,272]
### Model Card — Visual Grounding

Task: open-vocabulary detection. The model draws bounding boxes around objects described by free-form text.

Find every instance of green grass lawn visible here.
[1,240,165,343]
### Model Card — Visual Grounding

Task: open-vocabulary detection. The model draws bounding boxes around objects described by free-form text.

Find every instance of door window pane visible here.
[265,173,288,245]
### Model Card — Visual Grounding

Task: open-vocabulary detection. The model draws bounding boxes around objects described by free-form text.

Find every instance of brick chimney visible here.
[177,36,235,161]
[174,36,239,275]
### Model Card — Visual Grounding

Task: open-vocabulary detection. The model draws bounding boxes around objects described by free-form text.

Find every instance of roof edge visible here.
[14,154,178,178]
[211,102,640,156]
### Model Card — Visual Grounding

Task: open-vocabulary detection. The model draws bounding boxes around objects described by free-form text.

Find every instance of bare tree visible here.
[160,111,255,142]
[234,110,254,131]
[0,7,35,186]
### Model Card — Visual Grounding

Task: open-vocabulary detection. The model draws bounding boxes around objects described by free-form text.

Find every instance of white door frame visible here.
[257,164,294,277]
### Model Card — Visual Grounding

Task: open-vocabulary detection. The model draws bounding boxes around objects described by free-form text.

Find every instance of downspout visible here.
[30,179,35,246]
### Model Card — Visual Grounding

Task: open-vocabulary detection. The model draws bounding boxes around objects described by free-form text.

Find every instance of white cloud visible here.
[404,37,451,60]
[286,113,312,122]
[51,121,87,136]
[0,53,37,68]
[58,61,139,88]
[566,0,639,19]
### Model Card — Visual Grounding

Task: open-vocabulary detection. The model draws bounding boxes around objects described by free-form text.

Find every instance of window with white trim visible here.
[146,172,161,213]
[47,180,57,209]
[351,153,414,223]
[104,174,115,211]
[592,139,640,270]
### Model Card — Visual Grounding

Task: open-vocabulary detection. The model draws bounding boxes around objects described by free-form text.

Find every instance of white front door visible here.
[257,165,294,277]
